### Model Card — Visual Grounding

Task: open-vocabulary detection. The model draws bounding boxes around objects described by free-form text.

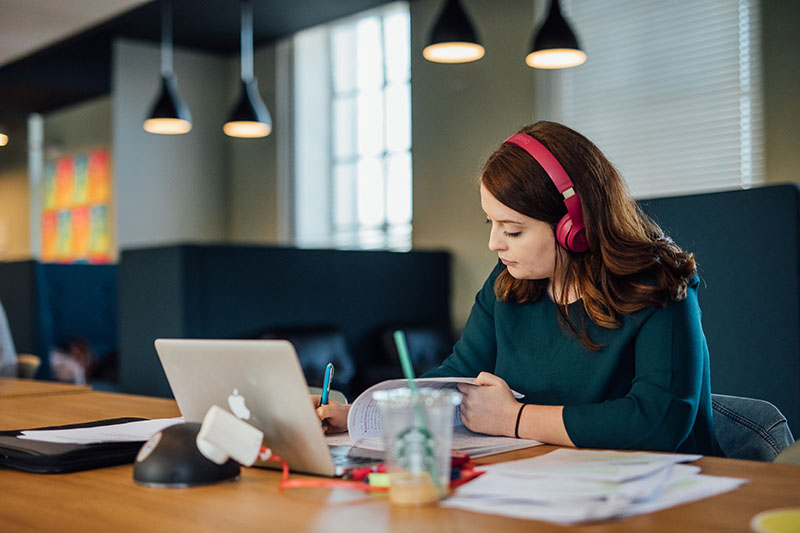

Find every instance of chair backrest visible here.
[259,327,357,399]
[379,325,454,375]
[774,440,800,465]
[16,354,41,379]
[712,393,795,461]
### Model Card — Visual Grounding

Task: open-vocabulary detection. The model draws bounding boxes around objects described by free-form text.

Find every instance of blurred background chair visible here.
[15,354,41,379]
[774,440,800,465]
[712,393,794,461]
[258,326,357,400]
[354,324,454,391]
[382,325,453,374]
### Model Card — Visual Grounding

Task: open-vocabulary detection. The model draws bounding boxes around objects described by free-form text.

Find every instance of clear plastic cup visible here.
[372,387,462,505]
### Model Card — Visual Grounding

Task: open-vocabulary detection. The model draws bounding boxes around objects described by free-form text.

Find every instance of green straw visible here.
[393,330,444,497]
[394,330,419,393]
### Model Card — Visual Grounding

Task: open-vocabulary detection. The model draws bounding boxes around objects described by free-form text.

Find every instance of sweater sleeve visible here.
[422,264,501,378]
[561,281,707,451]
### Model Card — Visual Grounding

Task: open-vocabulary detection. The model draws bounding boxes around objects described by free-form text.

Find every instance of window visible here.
[289,2,411,250]
[536,0,763,198]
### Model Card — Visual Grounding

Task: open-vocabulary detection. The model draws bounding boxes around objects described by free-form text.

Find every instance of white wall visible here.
[45,97,112,152]
[410,0,538,328]
[0,167,29,261]
[0,117,30,260]
[112,39,231,249]
[762,1,800,183]
[225,45,280,244]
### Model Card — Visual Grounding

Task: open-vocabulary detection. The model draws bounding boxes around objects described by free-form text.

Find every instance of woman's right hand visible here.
[310,395,351,433]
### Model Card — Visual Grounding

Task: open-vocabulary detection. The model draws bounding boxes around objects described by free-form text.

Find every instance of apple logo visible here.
[227,388,251,420]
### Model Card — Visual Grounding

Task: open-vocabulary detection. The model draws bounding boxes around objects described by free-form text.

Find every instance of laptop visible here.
[154,338,381,477]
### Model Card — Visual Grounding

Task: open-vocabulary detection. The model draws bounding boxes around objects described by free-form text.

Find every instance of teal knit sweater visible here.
[424,263,721,456]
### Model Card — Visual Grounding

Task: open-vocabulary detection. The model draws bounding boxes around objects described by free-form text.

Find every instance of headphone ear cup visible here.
[556,214,573,250]
[556,215,589,252]
[570,227,589,252]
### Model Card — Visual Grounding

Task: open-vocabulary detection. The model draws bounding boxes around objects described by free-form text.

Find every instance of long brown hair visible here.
[482,121,696,350]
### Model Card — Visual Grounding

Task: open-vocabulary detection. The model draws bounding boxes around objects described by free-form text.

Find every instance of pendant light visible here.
[423,0,484,64]
[224,0,272,138]
[143,0,192,134]
[526,0,586,69]
[0,126,7,147]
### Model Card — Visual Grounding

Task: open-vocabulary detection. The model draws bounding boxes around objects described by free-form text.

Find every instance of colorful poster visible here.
[42,162,56,210]
[72,206,90,261]
[41,212,57,262]
[54,158,74,209]
[89,205,110,263]
[41,148,113,263]
[56,210,72,260]
[88,150,110,204]
[73,154,89,205]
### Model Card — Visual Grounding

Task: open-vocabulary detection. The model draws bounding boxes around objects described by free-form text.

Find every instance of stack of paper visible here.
[442,449,747,524]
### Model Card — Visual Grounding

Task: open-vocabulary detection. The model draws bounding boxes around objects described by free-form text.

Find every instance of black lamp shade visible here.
[533,1,580,50]
[143,74,192,134]
[423,0,485,63]
[224,79,272,138]
[430,0,480,46]
[526,0,586,69]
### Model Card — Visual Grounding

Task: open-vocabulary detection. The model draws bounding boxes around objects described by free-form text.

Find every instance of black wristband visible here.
[514,403,527,439]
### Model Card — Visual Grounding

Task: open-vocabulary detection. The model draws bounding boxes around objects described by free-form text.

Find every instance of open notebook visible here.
[325,377,542,458]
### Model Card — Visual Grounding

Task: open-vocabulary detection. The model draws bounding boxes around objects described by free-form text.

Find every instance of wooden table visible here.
[0,377,90,398]
[1,388,799,532]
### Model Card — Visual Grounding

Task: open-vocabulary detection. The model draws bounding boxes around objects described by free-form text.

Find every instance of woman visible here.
[316,121,720,456]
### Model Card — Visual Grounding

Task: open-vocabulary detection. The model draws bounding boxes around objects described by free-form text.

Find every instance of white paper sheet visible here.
[18,417,185,444]
[442,449,747,525]
[456,464,697,505]
[478,448,703,482]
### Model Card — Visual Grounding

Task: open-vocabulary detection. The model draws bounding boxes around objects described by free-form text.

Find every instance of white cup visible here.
[372,387,462,505]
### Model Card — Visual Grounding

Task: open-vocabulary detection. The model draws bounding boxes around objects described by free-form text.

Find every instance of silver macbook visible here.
[154,338,380,477]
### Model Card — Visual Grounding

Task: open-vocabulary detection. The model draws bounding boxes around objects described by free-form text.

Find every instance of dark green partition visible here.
[640,184,800,431]
[118,245,451,398]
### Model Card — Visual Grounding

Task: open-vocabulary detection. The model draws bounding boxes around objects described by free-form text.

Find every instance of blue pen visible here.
[320,362,334,427]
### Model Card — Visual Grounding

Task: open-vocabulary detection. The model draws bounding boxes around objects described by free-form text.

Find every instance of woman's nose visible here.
[488,227,506,252]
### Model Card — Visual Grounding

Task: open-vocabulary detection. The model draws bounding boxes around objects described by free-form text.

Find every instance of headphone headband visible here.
[503,133,588,252]
[504,133,574,196]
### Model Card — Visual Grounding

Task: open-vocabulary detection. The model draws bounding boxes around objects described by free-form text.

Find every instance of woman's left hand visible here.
[457,372,521,437]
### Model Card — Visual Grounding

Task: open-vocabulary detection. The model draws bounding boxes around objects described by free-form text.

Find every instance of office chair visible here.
[259,327,357,399]
[712,393,795,461]
[774,440,800,465]
[15,354,41,379]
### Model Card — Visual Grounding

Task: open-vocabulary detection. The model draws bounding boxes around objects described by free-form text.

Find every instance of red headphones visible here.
[503,133,588,252]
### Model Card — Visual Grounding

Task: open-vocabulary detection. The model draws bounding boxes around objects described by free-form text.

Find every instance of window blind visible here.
[540,0,762,199]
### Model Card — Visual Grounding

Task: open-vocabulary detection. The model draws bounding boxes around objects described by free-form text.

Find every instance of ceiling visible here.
[0,0,395,122]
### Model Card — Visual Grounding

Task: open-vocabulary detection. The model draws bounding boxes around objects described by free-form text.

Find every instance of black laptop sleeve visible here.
[0,418,148,473]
